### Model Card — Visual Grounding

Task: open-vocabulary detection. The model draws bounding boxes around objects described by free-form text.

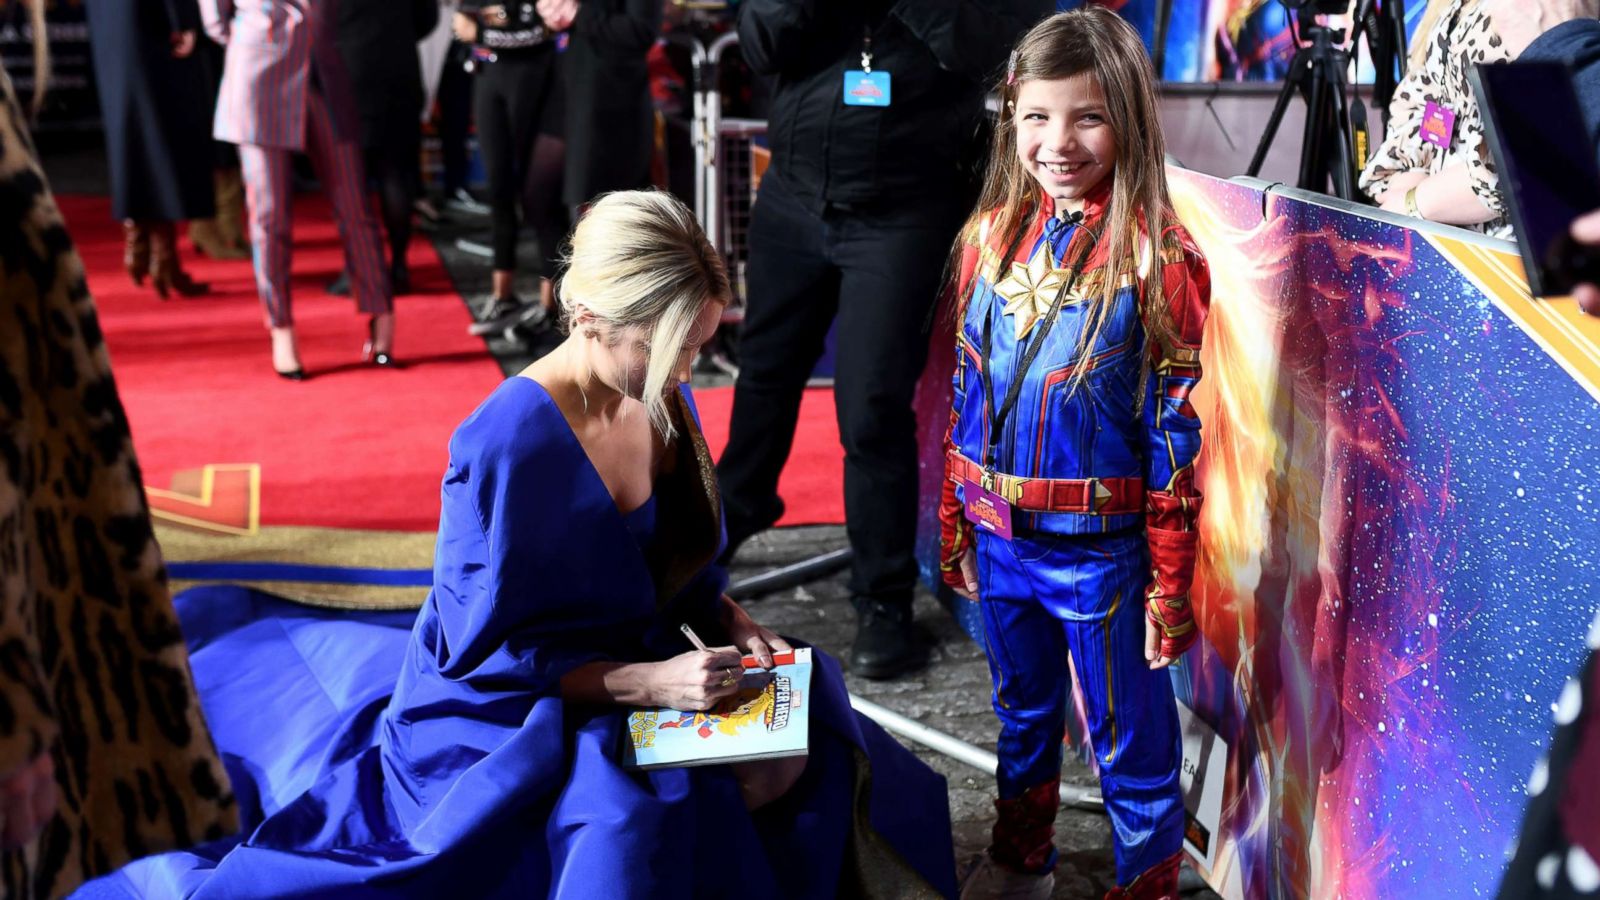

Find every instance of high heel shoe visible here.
[270,326,305,381]
[364,315,397,367]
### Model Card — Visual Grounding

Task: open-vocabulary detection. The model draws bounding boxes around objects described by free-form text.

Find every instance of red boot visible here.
[1104,850,1183,900]
[990,779,1060,874]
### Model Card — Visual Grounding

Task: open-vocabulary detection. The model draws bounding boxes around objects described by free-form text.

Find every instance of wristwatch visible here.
[1403,185,1422,218]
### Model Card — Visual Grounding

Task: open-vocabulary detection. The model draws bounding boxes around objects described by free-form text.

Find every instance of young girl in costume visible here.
[939,9,1211,900]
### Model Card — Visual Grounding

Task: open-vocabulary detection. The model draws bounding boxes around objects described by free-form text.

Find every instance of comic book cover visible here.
[624,648,812,770]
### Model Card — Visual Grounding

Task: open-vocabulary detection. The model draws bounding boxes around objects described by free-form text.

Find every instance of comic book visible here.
[624,647,812,770]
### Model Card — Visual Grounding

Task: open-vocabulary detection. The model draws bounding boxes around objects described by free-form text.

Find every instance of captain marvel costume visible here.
[938,181,1210,895]
[75,380,957,899]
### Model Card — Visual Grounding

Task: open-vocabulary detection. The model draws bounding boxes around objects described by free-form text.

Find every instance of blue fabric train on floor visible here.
[77,380,956,899]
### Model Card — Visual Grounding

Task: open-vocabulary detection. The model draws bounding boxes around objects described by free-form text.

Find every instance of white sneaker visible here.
[958,851,1055,900]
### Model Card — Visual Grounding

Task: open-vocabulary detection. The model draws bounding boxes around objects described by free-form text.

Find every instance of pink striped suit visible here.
[201,0,391,327]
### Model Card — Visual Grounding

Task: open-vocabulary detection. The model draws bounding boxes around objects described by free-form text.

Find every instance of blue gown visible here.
[77,379,957,898]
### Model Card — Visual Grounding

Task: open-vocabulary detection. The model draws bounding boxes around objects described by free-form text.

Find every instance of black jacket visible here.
[738,0,1051,212]
[562,0,662,205]
[335,0,439,151]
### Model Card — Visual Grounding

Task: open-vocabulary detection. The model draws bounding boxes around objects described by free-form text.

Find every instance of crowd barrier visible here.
[914,167,1600,898]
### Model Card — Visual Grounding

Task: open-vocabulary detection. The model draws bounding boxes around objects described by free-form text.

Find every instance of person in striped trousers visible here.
[200,0,396,379]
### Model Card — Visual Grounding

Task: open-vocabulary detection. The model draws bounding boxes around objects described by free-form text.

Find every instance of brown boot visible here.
[214,168,250,254]
[123,220,150,286]
[189,217,248,260]
[148,222,208,299]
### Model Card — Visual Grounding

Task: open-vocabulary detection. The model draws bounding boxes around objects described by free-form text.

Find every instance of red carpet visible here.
[694,385,844,527]
[58,193,503,533]
[57,193,845,533]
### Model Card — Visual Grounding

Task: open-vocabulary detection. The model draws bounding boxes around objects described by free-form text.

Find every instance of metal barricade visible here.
[688,32,766,317]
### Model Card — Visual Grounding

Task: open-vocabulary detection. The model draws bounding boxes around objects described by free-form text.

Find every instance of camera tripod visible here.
[1246,12,1359,200]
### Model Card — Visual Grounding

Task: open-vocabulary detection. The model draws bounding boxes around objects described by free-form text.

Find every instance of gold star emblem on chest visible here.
[992,243,1077,340]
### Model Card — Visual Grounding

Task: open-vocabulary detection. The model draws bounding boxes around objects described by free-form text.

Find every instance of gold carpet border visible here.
[1426,233,1600,404]
[156,524,434,611]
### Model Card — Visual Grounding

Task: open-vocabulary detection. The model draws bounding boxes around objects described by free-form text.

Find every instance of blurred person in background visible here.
[328,0,440,297]
[537,0,661,216]
[201,0,397,379]
[86,0,214,298]
[454,1,569,340]
[185,37,251,262]
[1360,0,1513,235]
[716,0,1052,679]
[0,9,236,894]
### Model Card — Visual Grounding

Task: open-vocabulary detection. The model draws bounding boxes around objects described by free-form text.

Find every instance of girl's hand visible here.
[953,548,979,600]
[648,648,745,711]
[1144,616,1177,670]
[720,596,792,669]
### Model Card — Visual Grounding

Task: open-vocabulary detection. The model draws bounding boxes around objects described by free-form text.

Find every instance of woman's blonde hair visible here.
[559,190,730,437]
[961,7,1178,395]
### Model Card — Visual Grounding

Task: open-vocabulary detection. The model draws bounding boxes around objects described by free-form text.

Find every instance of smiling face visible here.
[1014,73,1118,214]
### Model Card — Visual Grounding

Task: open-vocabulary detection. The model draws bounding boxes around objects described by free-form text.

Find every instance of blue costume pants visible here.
[976,527,1185,885]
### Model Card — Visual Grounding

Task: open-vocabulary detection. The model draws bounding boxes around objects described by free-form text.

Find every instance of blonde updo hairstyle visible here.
[559,190,730,437]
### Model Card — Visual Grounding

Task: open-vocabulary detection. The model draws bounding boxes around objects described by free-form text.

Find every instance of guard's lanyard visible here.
[979,212,1098,468]
[860,26,873,72]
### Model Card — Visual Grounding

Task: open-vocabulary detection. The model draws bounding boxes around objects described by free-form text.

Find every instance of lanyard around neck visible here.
[979,212,1098,468]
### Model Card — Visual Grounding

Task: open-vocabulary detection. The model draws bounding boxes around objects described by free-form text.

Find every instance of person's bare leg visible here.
[270,326,302,375]
[492,269,515,300]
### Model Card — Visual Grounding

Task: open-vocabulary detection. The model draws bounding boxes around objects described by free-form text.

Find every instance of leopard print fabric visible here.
[0,71,236,897]
[1358,0,1512,238]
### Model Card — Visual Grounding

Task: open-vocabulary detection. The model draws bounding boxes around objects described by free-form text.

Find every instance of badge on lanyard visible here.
[962,478,1015,541]
[843,26,891,107]
[1420,101,1456,149]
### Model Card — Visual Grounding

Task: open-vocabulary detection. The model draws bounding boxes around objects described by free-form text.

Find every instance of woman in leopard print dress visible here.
[0,58,235,898]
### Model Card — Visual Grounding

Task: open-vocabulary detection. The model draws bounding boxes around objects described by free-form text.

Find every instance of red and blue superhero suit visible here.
[938,183,1210,897]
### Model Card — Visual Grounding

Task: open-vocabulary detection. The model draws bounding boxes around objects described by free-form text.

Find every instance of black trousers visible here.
[718,173,966,607]
[473,48,566,278]
[438,42,474,196]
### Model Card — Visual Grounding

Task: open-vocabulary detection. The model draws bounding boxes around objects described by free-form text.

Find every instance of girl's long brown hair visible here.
[959,7,1179,393]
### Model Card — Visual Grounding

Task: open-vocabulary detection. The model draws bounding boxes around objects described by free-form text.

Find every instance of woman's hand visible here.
[720,596,792,669]
[536,0,577,31]
[0,753,55,850]
[451,11,478,42]
[170,29,197,59]
[646,648,745,711]
[1376,169,1427,214]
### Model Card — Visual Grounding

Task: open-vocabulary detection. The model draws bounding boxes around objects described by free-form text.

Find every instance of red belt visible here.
[947,451,1143,516]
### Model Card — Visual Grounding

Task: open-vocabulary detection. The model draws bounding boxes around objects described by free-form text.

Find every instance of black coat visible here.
[86,0,216,222]
[334,0,440,153]
[738,0,1052,212]
[561,0,661,206]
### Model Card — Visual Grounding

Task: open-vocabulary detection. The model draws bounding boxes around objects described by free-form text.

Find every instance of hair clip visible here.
[1006,49,1018,86]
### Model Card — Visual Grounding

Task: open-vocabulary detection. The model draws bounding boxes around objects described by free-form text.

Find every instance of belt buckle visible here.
[1086,477,1113,513]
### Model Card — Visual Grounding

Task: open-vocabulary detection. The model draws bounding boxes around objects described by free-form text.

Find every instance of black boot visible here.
[715,496,785,567]
[850,597,926,680]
